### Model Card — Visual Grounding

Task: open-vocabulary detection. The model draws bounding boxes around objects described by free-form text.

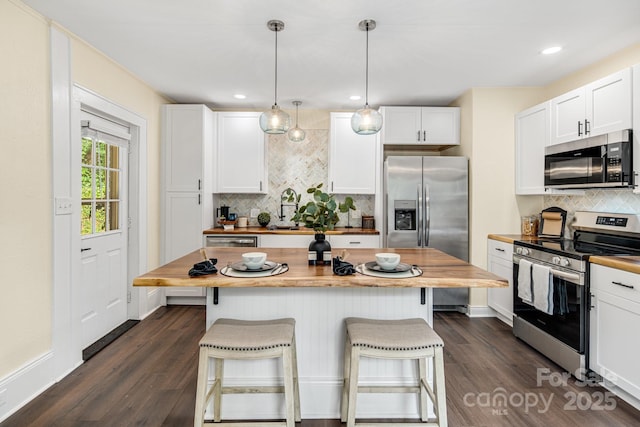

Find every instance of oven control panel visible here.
[595,216,628,227]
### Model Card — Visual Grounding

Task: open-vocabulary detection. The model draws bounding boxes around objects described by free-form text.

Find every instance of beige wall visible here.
[0,0,169,379]
[0,0,52,378]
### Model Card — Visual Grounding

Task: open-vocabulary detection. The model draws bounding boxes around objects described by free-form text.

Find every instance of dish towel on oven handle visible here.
[517,259,533,304]
[532,263,554,315]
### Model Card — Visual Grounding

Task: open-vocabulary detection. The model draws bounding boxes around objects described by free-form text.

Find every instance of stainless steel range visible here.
[512,211,640,379]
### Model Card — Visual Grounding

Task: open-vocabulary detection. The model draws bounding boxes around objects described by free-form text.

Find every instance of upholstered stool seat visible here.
[194,318,300,427]
[341,317,447,427]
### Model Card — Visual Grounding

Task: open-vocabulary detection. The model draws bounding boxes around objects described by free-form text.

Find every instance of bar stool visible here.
[194,318,301,427]
[340,317,447,427]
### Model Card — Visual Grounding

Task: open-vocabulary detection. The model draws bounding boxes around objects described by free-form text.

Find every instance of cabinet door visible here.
[586,68,632,137]
[380,106,422,145]
[162,105,205,192]
[421,107,460,145]
[487,239,513,325]
[515,101,550,195]
[163,192,206,297]
[550,88,586,145]
[329,234,380,248]
[216,112,267,193]
[328,113,377,194]
[260,234,313,248]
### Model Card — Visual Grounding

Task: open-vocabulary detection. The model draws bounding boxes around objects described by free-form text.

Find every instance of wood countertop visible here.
[203,226,379,235]
[133,247,507,289]
[589,256,640,274]
[487,234,538,244]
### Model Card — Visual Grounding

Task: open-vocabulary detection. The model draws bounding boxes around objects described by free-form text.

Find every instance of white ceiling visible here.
[23,0,640,110]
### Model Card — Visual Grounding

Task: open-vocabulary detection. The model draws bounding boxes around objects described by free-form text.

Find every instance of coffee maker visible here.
[216,205,230,224]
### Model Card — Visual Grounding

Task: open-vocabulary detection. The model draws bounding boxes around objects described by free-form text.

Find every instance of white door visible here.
[79,113,129,349]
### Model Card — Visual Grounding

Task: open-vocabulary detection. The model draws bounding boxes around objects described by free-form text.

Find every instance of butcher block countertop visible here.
[133,247,507,289]
[589,256,640,274]
[487,234,538,244]
[203,226,379,235]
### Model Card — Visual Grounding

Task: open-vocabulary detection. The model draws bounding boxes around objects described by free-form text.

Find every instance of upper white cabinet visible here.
[328,112,378,194]
[550,68,632,145]
[515,101,550,195]
[215,112,267,193]
[380,106,460,146]
[487,238,514,326]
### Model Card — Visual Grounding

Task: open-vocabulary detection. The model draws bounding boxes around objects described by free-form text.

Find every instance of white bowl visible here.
[242,252,267,270]
[375,252,401,271]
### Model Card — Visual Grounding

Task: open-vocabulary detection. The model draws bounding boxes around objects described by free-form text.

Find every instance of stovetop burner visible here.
[515,237,635,260]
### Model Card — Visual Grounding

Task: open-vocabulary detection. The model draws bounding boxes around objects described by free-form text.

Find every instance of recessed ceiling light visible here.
[233,94,247,99]
[541,46,562,55]
[349,95,361,101]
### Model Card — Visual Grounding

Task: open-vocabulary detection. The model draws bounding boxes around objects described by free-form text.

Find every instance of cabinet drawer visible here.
[591,264,640,304]
[330,235,380,248]
[487,239,512,262]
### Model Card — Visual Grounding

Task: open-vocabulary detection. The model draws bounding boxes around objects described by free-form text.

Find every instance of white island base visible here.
[205,286,436,420]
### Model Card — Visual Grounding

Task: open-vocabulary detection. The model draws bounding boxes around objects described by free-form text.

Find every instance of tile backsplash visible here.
[544,189,640,235]
[218,129,374,227]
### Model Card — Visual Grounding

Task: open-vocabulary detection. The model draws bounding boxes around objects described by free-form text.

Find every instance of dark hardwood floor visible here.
[2,306,639,427]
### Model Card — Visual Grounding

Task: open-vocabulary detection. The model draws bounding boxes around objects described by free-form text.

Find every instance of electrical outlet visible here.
[250,208,260,218]
[351,209,362,219]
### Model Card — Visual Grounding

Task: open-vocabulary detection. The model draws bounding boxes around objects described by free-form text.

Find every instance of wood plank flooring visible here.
[1,306,639,427]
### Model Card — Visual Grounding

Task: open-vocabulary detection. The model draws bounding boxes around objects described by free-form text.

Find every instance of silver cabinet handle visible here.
[198,179,201,190]
[612,281,635,289]
[259,181,263,191]
[424,184,430,247]
[417,130,421,142]
[578,121,582,136]
[423,130,426,141]
[584,119,590,135]
[417,185,422,247]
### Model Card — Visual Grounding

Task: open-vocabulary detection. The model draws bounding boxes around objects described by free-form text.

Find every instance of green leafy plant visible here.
[291,183,356,232]
[257,212,271,227]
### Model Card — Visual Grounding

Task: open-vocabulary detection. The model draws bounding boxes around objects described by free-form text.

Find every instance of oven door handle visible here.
[550,268,580,282]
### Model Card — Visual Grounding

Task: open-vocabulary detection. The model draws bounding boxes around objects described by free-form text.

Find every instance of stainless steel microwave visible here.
[544,129,633,189]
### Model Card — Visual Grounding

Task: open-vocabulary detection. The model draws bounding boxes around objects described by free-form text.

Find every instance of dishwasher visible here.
[205,235,258,248]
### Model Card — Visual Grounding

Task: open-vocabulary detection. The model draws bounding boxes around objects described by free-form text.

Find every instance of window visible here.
[81,117,129,236]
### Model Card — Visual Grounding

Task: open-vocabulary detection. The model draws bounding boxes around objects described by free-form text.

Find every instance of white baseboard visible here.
[466,305,497,318]
[0,351,56,423]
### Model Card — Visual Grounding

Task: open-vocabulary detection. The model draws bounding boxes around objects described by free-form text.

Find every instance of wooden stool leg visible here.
[418,357,428,422]
[282,347,296,427]
[340,334,352,423]
[194,347,209,427]
[434,347,448,427]
[291,335,301,422]
[213,358,223,422]
[346,345,360,427]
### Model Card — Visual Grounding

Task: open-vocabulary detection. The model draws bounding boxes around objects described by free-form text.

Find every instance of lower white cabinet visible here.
[329,234,380,248]
[260,234,314,248]
[590,264,640,408]
[487,239,514,326]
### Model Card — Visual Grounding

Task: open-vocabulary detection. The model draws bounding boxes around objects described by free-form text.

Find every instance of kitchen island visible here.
[133,247,506,420]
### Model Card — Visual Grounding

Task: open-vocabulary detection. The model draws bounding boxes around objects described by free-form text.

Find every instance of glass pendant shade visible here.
[351,106,383,135]
[288,100,305,142]
[352,19,382,135]
[260,105,290,134]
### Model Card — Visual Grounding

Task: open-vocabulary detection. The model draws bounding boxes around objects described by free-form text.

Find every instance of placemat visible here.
[220,263,289,278]
[355,263,422,279]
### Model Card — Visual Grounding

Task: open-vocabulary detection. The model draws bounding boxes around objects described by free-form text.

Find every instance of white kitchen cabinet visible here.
[161,104,216,301]
[380,106,460,146]
[487,238,513,326]
[515,101,550,195]
[329,234,380,248]
[590,264,640,408]
[328,112,378,194]
[633,64,640,195]
[260,234,314,248]
[215,111,267,193]
[550,68,632,145]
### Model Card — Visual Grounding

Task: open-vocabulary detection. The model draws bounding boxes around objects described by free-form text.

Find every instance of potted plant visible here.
[290,183,356,265]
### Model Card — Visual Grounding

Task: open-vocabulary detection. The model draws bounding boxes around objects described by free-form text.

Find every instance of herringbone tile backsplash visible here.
[218,129,374,227]
[545,189,640,235]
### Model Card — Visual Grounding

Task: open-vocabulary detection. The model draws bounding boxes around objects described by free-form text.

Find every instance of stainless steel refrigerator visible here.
[384,156,469,310]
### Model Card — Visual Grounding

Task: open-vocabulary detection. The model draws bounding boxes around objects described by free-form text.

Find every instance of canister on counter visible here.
[521,215,539,236]
[362,215,375,230]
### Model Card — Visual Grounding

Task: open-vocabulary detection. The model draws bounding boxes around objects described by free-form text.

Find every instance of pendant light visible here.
[260,20,290,134]
[288,100,306,142]
[351,19,383,135]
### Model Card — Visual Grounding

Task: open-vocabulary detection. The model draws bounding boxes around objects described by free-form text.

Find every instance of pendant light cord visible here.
[365,21,369,108]
[274,27,278,107]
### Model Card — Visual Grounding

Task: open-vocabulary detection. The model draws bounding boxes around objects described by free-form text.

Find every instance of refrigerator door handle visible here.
[417,185,422,247]
[424,184,430,247]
